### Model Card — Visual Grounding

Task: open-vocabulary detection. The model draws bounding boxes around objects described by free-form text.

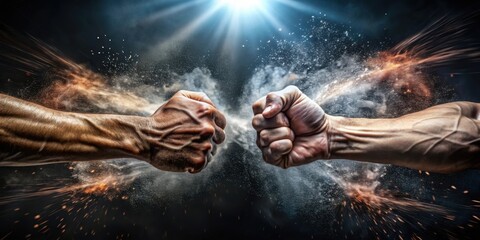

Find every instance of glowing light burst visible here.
[145,0,316,60]
[218,0,263,12]
[1,13,480,239]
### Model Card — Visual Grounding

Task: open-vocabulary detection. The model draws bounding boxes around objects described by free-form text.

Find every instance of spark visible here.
[0,29,158,115]
[1,14,480,239]
[316,16,480,109]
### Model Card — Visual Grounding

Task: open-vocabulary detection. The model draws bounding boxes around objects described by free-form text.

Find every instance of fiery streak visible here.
[1,15,479,239]
[41,65,155,115]
[0,28,157,115]
[317,16,479,109]
[340,181,451,221]
[0,163,139,205]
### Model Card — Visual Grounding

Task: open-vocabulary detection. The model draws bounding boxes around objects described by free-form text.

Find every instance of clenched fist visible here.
[145,90,226,173]
[251,86,329,168]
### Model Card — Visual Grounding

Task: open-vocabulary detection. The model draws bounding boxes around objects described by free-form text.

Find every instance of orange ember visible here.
[366,51,432,98]
[40,64,152,114]
[83,182,109,194]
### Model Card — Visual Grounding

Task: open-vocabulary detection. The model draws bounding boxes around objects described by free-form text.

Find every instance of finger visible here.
[199,124,215,139]
[258,127,295,147]
[262,139,292,166]
[196,113,225,144]
[187,154,208,174]
[214,109,227,129]
[175,90,216,107]
[252,96,266,115]
[263,92,283,119]
[263,85,302,118]
[196,102,226,130]
[269,139,293,157]
[213,125,226,144]
[186,144,211,174]
[252,112,289,131]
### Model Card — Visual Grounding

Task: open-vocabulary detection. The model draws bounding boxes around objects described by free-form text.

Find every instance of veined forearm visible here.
[327,116,424,168]
[327,102,480,173]
[0,94,150,166]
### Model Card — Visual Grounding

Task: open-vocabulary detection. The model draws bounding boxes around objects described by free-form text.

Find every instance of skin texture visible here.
[0,91,226,173]
[252,85,480,173]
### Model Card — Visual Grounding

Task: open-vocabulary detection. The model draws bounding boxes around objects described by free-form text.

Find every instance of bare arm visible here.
[328,102,480,173]
[0,92,226,173]
[252,86,480,173]
[0,93,150,166]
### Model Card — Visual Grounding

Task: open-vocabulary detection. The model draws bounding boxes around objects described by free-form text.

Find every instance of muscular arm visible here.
[328,102,480,173]
[0,94,150,166]
[252,86,480,173]
[0,92,225,173]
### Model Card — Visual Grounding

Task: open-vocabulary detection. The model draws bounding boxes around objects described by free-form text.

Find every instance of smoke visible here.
[1,14,479,239]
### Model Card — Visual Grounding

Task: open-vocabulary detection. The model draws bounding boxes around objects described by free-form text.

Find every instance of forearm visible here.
[327,102,480,173]
[0,94,150,166]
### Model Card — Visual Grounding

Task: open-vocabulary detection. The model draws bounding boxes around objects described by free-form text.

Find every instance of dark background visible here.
[0,0,479,239]
[1,0,479,101]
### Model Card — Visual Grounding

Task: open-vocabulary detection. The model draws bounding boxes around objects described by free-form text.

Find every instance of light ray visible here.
[137,0,322,62]
[141,0,205,25]
[276,0,319,14]
[145,2,224,61]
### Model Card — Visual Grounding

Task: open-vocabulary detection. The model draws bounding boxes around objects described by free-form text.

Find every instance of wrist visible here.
[325,115,361,160]
[325,115,400,164]
[325,115,340,159]
[314,114,332,160]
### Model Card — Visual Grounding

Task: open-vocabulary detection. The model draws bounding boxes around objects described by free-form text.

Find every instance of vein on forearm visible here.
[328,102,480,172]
[0,94,148,165]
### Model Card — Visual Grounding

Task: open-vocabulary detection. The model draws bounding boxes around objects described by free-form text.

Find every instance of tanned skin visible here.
[1,86,479,174]
[252,86,480,173]
[0,91,226,173]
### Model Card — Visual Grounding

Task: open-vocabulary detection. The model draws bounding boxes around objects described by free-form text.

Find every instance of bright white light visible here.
[219,0,263,11]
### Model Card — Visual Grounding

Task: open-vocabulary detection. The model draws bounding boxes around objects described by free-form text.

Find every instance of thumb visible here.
[262,85,301,119]
[262,92,283,118]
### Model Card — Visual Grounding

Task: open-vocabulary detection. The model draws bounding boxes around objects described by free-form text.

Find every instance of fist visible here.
[145,90,226,173]
[251,86,329,168]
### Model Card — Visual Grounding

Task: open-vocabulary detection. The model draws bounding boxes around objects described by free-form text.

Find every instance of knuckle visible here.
[201,142,213,151]
[216,130,226,143]
[251,115,262,128]
[170,96,184,104]
[189,155,207,169]
[252,102,260,111]
[266,92,278,100]
[277,113,289,126]
[201,124,215,137]
[270,140,291,152]
[176,90,186,96]
[199,92,208,98]
[259,130,269,143]
[269,141,280,151]
[200,104,215,116]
